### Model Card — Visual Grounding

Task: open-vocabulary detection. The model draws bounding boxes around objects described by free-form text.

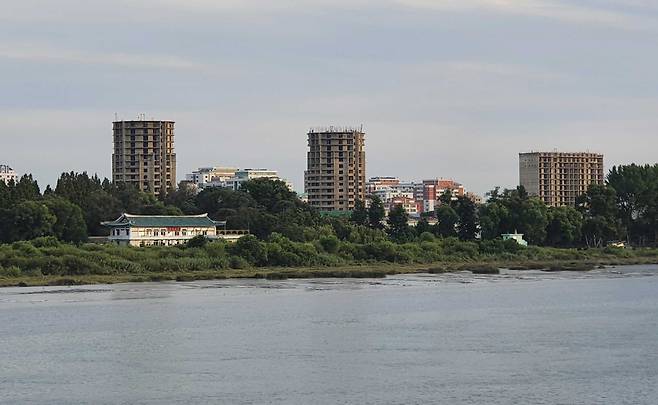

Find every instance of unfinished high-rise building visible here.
[304,127,366,211]
[112,120,176,196]
[519,151,604,207]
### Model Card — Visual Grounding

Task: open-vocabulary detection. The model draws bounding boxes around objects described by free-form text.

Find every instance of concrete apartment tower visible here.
[519,151,604,207]
[112,119,176,196]
[305,126,366,211]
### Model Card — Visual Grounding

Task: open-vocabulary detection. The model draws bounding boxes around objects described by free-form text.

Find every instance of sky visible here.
[2,0,658,196]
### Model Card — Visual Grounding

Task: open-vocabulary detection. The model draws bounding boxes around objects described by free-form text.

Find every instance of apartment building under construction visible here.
[519,151,604,207]
[304,127,366,211]
[112,120,176,196]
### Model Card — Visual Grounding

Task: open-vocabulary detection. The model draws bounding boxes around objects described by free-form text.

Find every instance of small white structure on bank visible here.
[502,232,528,246]
[102,213,248,246]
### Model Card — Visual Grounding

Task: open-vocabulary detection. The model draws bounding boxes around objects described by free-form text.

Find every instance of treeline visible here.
[2,163,658,248]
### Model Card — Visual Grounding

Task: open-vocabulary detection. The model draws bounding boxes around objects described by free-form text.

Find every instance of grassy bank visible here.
[1,236,658,287]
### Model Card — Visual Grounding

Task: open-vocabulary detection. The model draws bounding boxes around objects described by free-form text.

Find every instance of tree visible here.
[368,196,386,229]
[229,235,268,266]
[165,182,200,214]
[415,217,432,235]
[240,178,299,213]
[350,199,369,226]
[545,206,583,247]
[518,198,548,245]
[577,184,620,247]
[434,205,459,238]
[387,204,413,243]
[43,196,88,243]
[0,201,56,243]
[12,174,41,202]
[439,189,453,205]
[454,197,479,241]
[478,200,509,240]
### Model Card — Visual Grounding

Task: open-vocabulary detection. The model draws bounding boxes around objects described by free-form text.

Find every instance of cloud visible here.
[395,0,653,29]
[0,42,207,70]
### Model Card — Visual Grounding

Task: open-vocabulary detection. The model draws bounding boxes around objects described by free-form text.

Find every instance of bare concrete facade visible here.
[305,127,366,211]
[519,151,604,207]
[112,120,176,196]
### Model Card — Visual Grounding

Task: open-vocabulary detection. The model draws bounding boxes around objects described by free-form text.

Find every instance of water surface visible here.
[1,265,657,404]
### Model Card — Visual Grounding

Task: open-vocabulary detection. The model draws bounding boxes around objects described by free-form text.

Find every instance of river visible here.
[1,265,658,404]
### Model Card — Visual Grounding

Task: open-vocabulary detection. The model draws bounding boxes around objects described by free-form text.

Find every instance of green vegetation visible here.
[3,164,658,286]
[1,235,658,287]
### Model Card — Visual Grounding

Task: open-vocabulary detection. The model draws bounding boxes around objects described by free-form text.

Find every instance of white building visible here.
[102,213,248,246]
[185,166,292,192]
[0,165,18,184]
[186,167,238,189]
[227,168,282,190]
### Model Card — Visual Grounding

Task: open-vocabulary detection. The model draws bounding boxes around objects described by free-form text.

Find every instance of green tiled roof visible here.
[102,213,225,228]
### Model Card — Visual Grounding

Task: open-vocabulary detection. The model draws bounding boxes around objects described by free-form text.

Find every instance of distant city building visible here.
[390,196,418,216]
[305,126,366,211]
[185,167,291,191]
[112,120,176,196]
[421,179,465,213]
[0,164,18,184]
[466,192,483,205]
[227,168,291,191]
[102,213,248,246]
[366,176,472,216]
[366,176,401,195]
[519,151,604,207]
[186,166,238,188]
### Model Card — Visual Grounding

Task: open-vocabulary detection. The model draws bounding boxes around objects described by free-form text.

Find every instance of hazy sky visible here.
[3,0,658,195]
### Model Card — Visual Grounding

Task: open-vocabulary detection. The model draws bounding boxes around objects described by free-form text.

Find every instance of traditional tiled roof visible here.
[102,213,225,228]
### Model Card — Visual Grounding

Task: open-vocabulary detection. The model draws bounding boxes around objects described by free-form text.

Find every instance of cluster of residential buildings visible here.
[100,119,604,245]
[107,119,605,214]
[364,176,475,217]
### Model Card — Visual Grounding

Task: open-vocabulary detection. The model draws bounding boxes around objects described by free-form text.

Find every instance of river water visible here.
[1,265,658,404]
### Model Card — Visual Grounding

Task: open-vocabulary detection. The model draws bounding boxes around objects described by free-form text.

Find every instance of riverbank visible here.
[3,236,658,287]
[3,256,658,287]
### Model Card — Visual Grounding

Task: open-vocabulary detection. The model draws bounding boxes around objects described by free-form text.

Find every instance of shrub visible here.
[30,236,61,248]
[11,241,40,256]
[0,265,21,277]
[419,232,435,242]
[319,235,340,254]
[204,241,227,258]
[186,235,208,249]
[229,256,250,269]
[229,235,268,266]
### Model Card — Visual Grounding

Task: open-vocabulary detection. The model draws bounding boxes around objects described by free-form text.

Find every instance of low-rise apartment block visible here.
[421,179,465,213]
[185,167,291,191]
